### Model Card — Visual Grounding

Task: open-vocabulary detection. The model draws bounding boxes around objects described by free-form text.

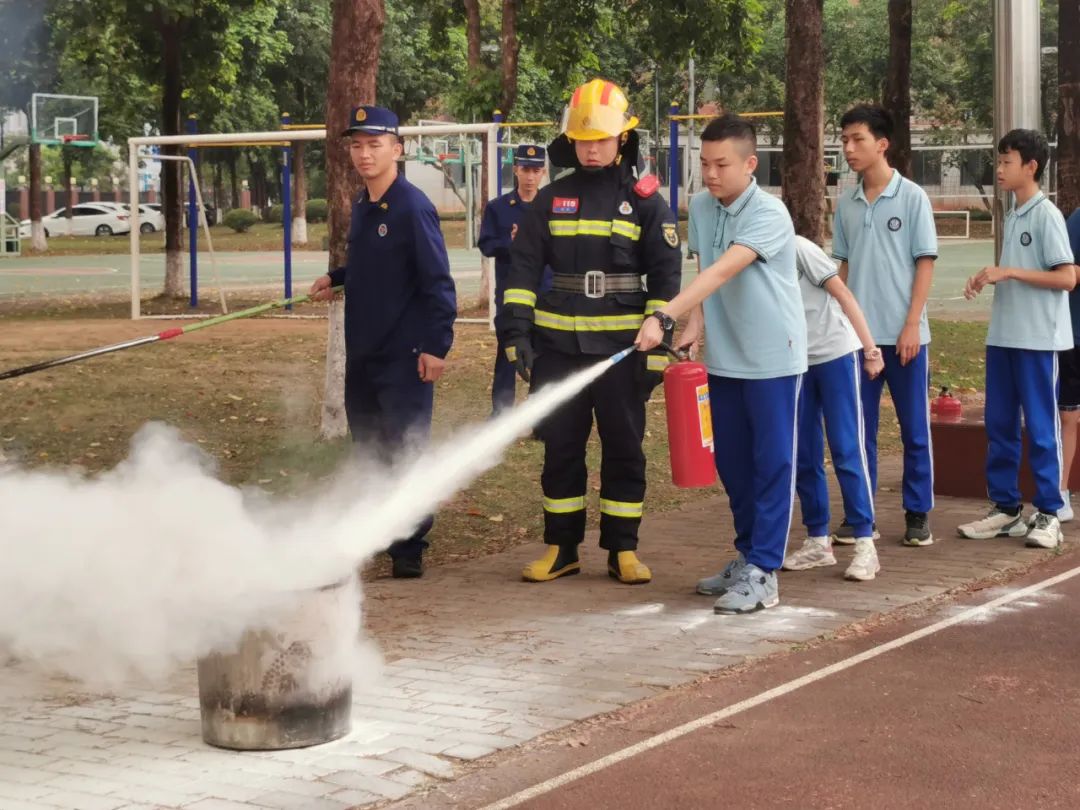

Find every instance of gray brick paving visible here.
[1,458,1072,808]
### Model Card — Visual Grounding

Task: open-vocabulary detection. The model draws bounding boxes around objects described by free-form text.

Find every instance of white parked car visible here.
[19,203,132,238]
[92,202,164,233]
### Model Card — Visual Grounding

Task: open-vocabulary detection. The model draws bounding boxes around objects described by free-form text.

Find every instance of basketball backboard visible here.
[31,93,99,147]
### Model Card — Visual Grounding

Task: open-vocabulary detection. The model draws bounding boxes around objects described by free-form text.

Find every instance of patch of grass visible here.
[0,321,706,576]
[0,315,990,575]
[929,319,987,395]
[18,219,473,256]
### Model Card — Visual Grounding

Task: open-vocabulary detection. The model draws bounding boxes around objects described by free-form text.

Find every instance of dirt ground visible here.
[0,316,705,578]
[0,310,985,577]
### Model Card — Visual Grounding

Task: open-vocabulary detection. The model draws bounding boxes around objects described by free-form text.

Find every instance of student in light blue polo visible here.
[958,129,1077,549]
[636,114,806,614]
[834,104,938,547]
[783,236,885,581]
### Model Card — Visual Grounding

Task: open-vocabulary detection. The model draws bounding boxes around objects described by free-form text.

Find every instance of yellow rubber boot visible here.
[522,545,580,582]
[608,551,652,584]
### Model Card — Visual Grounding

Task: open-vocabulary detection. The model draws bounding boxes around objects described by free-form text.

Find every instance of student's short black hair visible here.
[700,113,757,156]
[839,104,894,142]
[998,128,1049,182]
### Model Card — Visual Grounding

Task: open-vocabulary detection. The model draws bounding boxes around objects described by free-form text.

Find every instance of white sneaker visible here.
[782,537,836,571]
[957,507,1029,540]
[844,538,880,581]
[1059,490,1073,523]
[1026,512,1063,549]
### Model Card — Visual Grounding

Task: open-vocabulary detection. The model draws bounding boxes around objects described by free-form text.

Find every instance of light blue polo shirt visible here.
[688,180,807,380]
[986,191,1074,351]
[833,169,938,346]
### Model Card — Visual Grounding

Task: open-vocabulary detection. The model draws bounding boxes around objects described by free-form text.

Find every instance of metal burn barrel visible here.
[196,575,356,750]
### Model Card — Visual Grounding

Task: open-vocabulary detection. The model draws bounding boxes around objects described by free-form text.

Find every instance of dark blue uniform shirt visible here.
[478,189,552,304]
[329,173,457,364]
[1067,207,1080,345]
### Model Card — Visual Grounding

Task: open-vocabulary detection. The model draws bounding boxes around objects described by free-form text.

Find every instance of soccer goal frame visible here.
[933,209,971,240]
[127,123,501,323]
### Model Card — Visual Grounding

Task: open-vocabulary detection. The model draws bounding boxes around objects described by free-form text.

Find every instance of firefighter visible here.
[499,79,683,584]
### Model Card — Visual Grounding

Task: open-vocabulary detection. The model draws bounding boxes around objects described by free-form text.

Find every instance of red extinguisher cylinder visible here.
[663,361,717,488]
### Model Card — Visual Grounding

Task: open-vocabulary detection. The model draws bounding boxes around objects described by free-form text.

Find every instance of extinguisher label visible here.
[696,384,714,448]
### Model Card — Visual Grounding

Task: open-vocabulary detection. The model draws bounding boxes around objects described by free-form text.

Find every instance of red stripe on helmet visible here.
[571,86,583,107]
[599,82,615,105]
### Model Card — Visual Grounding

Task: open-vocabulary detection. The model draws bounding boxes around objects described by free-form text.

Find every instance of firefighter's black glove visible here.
[505,337,535,383]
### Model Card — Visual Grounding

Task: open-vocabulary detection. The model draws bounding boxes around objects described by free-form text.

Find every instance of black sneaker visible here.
[391,556,424,579]
[831,520,880,546]
[902,511,934,547]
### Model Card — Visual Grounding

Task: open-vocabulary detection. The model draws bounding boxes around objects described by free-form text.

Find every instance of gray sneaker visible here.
[713,563,779,614]
[831,520,880,546]
[697,553,747,596]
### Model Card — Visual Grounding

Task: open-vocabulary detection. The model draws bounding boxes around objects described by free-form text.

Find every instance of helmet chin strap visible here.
[613,131,629,166]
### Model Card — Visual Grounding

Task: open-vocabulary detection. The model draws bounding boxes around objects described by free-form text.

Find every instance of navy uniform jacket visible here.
[329,173,457,373]
[478,189,523,278]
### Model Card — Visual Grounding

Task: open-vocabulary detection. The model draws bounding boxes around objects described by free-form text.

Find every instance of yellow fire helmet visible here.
[562,78,639,141]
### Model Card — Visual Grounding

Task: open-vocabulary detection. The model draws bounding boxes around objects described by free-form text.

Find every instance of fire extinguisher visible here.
[663,353,717,488]
[930,386,963,422]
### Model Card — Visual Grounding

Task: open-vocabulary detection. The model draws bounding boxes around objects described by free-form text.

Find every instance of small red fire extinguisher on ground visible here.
[930,386,963,422]
[663,354,717,488]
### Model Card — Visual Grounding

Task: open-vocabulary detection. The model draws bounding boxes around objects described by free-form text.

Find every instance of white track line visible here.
[479,562,1080,810]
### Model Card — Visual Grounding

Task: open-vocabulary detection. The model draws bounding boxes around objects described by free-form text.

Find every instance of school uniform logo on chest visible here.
[1020,231,1032,246]
[887,216,903,232]
[378,223,388,237]
[552,197,579,214]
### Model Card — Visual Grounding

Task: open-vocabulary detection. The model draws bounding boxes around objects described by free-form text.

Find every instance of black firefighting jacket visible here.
[500,132,683,362]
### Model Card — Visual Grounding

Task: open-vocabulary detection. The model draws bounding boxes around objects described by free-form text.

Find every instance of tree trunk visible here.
[228,150,240,210]
[292,140,309,245]
[883,0,913,178]
[161,19,185,298]
[63,152,74,236]
[499,0,520,115]
[782,0,826,244]
[1058,0,1080,215]
[463,0,481,71]
[213,161,224,213]
[322,0,386,439]
[29,142,45,252]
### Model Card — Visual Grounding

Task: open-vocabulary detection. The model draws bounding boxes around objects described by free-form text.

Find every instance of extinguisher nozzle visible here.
[609,347,636,365]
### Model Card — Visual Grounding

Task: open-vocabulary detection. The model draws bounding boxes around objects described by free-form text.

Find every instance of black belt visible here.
[550,271,643,298]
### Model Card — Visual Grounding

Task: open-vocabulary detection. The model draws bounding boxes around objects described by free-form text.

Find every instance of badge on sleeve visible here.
[378,223,388,237]
[552,197,579,214]
[662,222,680,248]
[618,201,633,215]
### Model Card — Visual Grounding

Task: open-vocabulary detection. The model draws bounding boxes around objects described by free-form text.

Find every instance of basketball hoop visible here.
[60,134,89,145]
[438,152,462,163]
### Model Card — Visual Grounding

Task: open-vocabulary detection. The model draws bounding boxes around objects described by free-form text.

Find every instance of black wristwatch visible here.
[650,311,675,332]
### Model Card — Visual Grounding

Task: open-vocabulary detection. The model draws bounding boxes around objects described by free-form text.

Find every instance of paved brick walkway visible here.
[0,459,1071,810]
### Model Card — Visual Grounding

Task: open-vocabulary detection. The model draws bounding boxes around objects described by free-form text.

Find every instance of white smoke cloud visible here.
[0,353,626,687]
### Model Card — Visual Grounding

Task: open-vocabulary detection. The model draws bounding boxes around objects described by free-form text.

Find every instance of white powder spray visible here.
[0,351,629,686]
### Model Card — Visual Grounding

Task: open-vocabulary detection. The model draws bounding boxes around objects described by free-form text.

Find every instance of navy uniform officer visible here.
[478,144,548,415]
[500,79,683,585]
[310,105,457,579]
